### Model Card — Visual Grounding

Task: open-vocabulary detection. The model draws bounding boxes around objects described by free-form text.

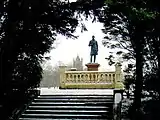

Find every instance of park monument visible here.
[85,35,100,71]
[59,35,123,89]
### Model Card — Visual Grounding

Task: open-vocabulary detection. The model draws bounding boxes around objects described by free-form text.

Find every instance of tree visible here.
[0,0,105,119]
[40,61,73,88]
[40,62,55,87]
[99,0,158,119]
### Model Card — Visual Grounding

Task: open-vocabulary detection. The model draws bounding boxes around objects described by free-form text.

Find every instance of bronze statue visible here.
[88,35,98,63]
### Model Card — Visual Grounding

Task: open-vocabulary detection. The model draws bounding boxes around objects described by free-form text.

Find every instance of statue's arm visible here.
[89,41,92,46]
[96,41,98,51]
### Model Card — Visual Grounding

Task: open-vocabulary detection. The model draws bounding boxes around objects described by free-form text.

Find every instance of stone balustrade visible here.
[59,63,124,89]
[65,71,115,84]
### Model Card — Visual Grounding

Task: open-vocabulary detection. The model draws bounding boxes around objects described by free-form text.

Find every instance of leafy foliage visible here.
[0,0,106,119]
[99,0,160,119]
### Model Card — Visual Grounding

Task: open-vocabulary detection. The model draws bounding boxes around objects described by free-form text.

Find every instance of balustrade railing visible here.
[59,63,124,89]
[65,71,115,84]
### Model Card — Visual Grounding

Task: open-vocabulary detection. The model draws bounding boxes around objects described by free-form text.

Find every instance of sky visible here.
[45,19,120,71]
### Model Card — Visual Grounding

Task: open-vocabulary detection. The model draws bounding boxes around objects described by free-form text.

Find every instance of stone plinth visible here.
[85,63,100,71]
[70,68,77,71]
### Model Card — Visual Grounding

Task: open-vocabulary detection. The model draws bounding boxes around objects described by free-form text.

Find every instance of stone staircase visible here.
[19,90,114,120]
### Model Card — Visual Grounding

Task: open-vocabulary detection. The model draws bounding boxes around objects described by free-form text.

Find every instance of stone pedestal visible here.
[85,63,100,71]
[70,68,77,71]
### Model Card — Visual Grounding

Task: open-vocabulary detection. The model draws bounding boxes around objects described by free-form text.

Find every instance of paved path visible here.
[39,87,114,95]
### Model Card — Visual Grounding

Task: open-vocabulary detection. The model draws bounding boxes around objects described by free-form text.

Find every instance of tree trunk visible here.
[133,40,144,120]
[131,28,144,120]
[157,46,160,99]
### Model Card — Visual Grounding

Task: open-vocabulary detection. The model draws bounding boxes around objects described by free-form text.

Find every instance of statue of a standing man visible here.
[88,35,98,63]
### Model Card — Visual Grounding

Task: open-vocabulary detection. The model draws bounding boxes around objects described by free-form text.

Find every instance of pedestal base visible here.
[85,63,100,71]
[70,68,77,71]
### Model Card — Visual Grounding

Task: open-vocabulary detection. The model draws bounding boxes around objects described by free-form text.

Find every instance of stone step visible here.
[21,113,111,119]
[19,94,114,120]
[31,102,113,106]
[26,109,107,112]
[38,95,113,99]
[19,118,106,120]
[39,88,113,95]
[28,105,109,109]
[34,98,113,102]
[24,109,109,115]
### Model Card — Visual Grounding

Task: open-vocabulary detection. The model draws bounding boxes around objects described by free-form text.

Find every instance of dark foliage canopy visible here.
[0,0,106,119]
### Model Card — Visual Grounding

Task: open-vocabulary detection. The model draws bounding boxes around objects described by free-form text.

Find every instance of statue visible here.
[88,35,98,63]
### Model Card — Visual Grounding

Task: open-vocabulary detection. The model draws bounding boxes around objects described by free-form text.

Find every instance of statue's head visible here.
[92,35,95,40]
